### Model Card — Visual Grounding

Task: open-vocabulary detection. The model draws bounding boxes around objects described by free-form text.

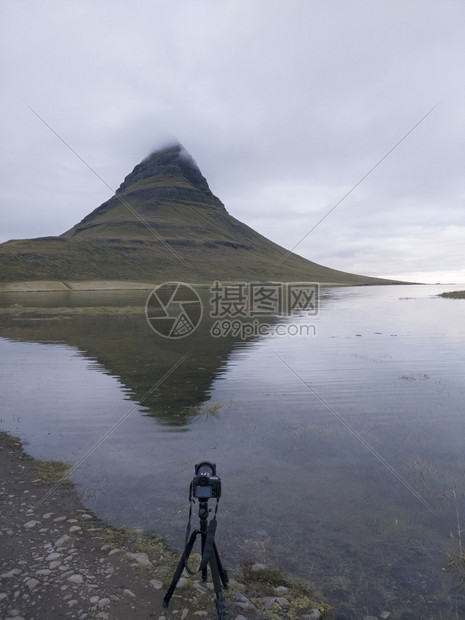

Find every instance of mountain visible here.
[0,143,399,285]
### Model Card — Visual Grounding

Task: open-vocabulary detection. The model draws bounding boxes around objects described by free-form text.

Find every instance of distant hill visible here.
[0,143,401,285]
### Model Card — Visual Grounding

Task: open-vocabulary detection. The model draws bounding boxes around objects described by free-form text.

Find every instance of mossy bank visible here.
[0,431,331,620]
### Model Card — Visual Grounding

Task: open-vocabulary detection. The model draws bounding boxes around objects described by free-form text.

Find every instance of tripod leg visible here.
[208,552,228,620]
[200,527,208,582]
[163,530,198,608]
[212,541,229,589]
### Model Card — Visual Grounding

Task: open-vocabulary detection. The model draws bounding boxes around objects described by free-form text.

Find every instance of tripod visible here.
[163,498,229,619]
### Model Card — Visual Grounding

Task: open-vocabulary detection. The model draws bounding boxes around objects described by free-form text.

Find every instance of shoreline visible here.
[0,281,157,292]
[0,431,330,620]
[0,280,395,293]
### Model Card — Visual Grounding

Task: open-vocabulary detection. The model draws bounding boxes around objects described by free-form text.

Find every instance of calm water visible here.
[1,284,464,618]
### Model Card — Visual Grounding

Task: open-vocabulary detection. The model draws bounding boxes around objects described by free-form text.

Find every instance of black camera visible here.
[191,461,221,500]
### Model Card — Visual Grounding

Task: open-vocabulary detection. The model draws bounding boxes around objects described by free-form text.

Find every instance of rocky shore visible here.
[0,432,331,620]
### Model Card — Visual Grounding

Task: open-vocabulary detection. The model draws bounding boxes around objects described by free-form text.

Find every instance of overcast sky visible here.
[1,1,464,283]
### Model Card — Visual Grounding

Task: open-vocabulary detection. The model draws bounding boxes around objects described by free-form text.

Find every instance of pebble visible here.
[149,579,163,590]
[302,611,323,620]
[124,588,136,597]
[1,569,22,578]
[23,520,40,529]
[251,562,268,571]
[126,551,152,566]
[192,581,207,594]
[233,593,254,608]
[54,534,71,547]
[25,578,39,591]
[67,574,84,584]
[261,596,290,609]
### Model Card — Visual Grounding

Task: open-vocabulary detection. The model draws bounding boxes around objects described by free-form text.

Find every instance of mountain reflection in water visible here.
[1,284,464,618]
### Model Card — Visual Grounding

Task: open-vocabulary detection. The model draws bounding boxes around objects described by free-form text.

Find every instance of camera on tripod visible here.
[191,461,221,500]
[164,461,228,620]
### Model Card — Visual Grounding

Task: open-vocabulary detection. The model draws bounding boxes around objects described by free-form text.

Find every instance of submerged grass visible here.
[188,401,224,422]
[32,459,73,486]
[241,562,332,618]
[90,524,333,617]
[93,524,177,579]
[0,432,72,486]
[0,431,23,452]
[438,290,465,299]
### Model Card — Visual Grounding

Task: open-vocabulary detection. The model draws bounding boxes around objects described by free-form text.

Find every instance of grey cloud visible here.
[1,0,464,282]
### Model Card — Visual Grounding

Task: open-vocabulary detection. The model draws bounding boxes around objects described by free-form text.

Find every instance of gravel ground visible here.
[0,432,206,620]
[0,432,328,620]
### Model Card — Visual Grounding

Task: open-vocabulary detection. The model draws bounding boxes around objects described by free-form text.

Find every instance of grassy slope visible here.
[0,234,401,285]
[0,146,405,286]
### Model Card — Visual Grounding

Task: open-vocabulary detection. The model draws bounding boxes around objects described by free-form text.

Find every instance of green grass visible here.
[0,234,404,285]
[241,562,332,618]
[33,458,73,486]
[95,525,173,572]
[439,290,465,299]
[0,432,23,452]
[0,432,72,486]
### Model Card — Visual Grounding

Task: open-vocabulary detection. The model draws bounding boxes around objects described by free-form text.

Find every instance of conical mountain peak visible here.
[117,143,211,195]
[0,142,400,286]
[61,143,226,240]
